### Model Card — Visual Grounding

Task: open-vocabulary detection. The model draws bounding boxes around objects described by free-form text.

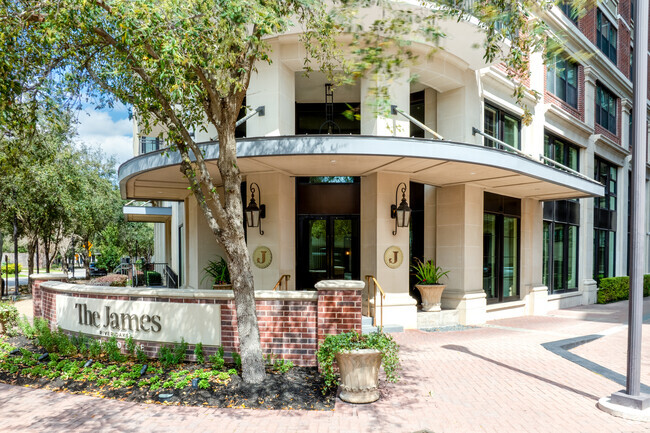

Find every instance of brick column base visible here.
[316,280,364,344]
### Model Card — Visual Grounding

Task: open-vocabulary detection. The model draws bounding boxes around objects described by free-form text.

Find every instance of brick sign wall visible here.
[32,278,362,367]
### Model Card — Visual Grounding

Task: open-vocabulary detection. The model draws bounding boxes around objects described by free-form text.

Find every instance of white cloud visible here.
[74,108,134,166]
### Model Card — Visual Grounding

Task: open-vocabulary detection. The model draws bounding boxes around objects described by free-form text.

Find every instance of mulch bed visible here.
[0,335,335,410]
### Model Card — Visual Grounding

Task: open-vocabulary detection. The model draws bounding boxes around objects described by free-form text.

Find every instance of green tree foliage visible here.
[0,0,586,383]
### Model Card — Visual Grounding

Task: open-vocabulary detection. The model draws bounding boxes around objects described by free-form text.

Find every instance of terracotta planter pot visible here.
[335,349,383,404]
[415,284,446,312]
[212,284,233,290]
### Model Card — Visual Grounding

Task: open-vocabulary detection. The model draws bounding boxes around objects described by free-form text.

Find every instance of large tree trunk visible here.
[224,233,266,384]
[43,235,51,273]
[27,238,36,292]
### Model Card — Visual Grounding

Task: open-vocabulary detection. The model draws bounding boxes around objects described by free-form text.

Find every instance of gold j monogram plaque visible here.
[384,246,403,269]
[253,246,272,269]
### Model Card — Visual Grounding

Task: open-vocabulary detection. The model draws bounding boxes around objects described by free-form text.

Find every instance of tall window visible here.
[543,134,580,293]
[597,10,617,64]
[484,103,521,151]
[547,54,578,108]
[410,91,425,138]
[596,84,617,135]
[594,157,617,279]
[139,136,163,154]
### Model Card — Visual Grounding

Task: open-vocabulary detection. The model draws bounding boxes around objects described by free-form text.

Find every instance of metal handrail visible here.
[272,274,291,291]
[391,105,444,140]
[364,275,385,329]
[471,127,536,161]
[538,154,594,182]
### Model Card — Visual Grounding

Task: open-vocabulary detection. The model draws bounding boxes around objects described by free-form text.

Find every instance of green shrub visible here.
[18,315,36,339]
[1,263,22,276]
[194,342,204,364]
[145,271,162,286]
[125,335,136,356]
[209,346,225,370]
[597,275,650,304]
[158,339,187,368]
[103,337,126,362]
[136,346,148,363]
[0,302,19,335]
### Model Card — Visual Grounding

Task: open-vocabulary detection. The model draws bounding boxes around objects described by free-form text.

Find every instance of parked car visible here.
[88,262,107,277]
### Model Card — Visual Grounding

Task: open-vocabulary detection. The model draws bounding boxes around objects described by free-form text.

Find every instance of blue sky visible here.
[74,102,134,168]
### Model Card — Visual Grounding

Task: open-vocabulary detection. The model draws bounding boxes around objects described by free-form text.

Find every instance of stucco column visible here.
[247,41,295,136]
[521,198,547,315]
[360,69,410,137]
[360,173,416,328]
[583,66,597,128]
[436,69,481,144]
[246,173,296,291]
[436,184,486,325]
[186,195,226,290]
[581,139,597,303]
[423,185,437,262]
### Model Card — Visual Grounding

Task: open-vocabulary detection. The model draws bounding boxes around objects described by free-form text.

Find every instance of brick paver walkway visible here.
[2,299,650,432]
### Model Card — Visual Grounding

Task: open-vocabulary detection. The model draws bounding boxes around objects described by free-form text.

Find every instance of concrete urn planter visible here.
[335,349,383,404]
[415,284,446,312]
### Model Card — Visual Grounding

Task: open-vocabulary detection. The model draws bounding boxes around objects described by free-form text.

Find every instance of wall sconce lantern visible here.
[245,182,266,235]
[391,182,411,235]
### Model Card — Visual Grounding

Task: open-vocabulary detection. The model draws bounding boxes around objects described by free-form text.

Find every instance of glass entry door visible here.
[483,213,519,303]
[483,193,520,303]
[297,216,359,290]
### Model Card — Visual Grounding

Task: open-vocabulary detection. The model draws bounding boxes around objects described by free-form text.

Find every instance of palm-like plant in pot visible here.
[317,331,400,404]
[411,258,449,312]
[202,256,231,289]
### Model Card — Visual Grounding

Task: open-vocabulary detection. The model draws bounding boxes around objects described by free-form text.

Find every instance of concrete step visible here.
[417,309,460,329]
[381,324,404,333]
[362,316,404,334]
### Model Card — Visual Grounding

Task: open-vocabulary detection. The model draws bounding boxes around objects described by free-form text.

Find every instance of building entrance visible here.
[295,177,360,290]
[483,192,521,303]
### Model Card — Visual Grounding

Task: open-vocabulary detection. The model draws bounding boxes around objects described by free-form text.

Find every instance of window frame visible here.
[483,103,522,151]
[596,9,617,65]
[596,83,618,135]
[593,156,617,280]
[544,133,580,172]
[546,53,579,109]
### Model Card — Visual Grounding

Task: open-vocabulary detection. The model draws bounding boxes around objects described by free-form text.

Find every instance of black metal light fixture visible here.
[391,182,411,235]
[245,182,266,235]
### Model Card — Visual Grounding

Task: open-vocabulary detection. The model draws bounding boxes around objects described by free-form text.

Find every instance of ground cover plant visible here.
[0,317,334,410]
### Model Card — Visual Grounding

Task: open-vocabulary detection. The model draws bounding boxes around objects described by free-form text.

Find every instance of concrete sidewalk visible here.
[1,299,650,432]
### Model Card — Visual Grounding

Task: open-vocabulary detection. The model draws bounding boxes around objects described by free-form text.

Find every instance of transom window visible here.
[484,104,521,151]
[597,10,617,64]
[547,54,578,108]
[596,84,617,135]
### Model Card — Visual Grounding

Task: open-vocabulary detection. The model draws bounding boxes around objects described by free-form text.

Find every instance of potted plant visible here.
[317,331,400,404]
[411,258,449,312]
[202,256,231,289]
